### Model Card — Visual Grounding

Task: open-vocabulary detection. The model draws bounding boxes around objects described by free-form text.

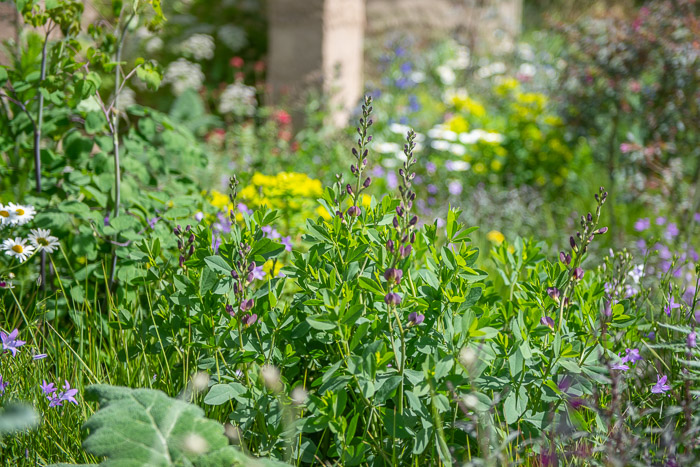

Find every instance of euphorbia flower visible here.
[651,374,671,394]
[1,328,26,357]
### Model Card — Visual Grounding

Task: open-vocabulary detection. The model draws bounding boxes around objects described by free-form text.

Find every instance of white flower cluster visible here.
[180,34,215,61]
[164,58,205,96]
[218,82,257,116]
[0,203,59,263]
[217,25,247,52]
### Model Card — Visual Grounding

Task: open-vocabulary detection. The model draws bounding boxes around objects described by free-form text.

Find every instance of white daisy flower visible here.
[2,237,35,262]
[28,228,59,253]
[0,204,16,226]
[6,203,36,225]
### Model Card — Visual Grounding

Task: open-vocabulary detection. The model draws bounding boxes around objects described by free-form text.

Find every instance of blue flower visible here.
[1,328,26,357]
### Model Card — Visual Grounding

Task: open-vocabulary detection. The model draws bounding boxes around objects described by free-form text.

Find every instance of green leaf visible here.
[306,316,337,331]
[203,383,245,406]
[82,385,288,466]
[204,256,232,274]
[504,386,528,425]
[357,276,383,295]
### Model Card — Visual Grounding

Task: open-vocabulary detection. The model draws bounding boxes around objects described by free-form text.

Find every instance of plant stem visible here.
[36,27,51,290]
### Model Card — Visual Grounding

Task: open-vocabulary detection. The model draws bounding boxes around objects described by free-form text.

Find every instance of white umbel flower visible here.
[28,228,59,253]
[6,203,35,225]
[180,34,215,61]
[2,237,35,262]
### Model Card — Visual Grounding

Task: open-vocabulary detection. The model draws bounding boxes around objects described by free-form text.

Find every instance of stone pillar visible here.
[268,0,364,127]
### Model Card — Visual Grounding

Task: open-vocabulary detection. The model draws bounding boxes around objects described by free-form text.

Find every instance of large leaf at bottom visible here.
[82,384,288,467]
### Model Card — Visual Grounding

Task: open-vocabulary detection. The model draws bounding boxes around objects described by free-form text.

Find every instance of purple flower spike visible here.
[408,312,424,326]
[651,374,671,394]
[1,329,26,357]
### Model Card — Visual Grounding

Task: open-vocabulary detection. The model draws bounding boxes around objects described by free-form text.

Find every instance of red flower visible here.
[230,56,244,68]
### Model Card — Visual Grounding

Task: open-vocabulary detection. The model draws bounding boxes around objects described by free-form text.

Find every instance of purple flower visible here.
[384,292,402,306]
[407,312,424,326]
[1,328,26,357]
[427,184,438,194]
[611,353,630,371]
[33,353,47,360]
[448,180,462,196]
[651,374,671,394]
[103,214,110,226]
[241,313,258,327]
[694,213,700,223]
[250,265,266,281]
[0,374,8,395]
[426,162,437,174]
[41,380,57,396]
[665,295,681,316]
[262,226,281,240]
[281,236,293,252]
[194,211,204,222]
[645,331,656,341]
[237,203,253,216]
[59,381,79,405]
[665,223,679,240]
[225,304,235,317]
[624,348,642,364]
[384,268,403,285]
[147,217,159,230]
[540,316,555,329]
[634,218,650,232]
[371,165,385,177]
[688,332,697,348]
[240,298,254,312]
[546,287,560,301]
[387,172,398,189]
[573,267,584,280]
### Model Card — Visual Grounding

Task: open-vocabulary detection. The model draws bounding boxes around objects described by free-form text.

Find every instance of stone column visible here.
[268,0,365,127]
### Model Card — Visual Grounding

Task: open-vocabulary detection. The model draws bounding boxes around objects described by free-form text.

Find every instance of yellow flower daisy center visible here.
[12,245,24,253]
[0,210,8,218]
[16,209,25,216]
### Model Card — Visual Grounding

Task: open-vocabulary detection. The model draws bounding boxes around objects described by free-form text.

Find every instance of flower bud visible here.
[387,239,395,253]
[410,232,416,243]
[569,236,577,251]
[185,225,192,232]
[347,206,361,217]
[352,148,358,157]
[346,184,353,195]
[241,313,258,327]
[393,217,399,229]
[363,177,371,188]
[179,255,185,268]
[248,262,255,272]
[688,332,697,349]
[396,206,404,217]
[573,267,584,280]
[177,240,183,250]
[384,292,402,306]
[400,244,412,258]
[587,212,593,222]
[595,227,608,235]
[226,304,235,317]
[409,216,418,226]
[384,268,403,285]
[188,244,195,256]
[231,270,239,279]
[603,300,612,317]
[350,165,357,175]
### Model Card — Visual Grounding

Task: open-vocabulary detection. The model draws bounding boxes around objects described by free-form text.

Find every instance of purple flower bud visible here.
[587,212,593,222]
[240,298,254,312]
[367,135,372,142]
[247,272,254,283]
[231,270,239,279]
[547,287,560,301]
[233,282,240,294]
[351,165,357,175]
[188,244,195,256]
[569,236,577,250]
[409,216,418,226]
[188,233,195,243]
[401,235,408,243]
[248,262,256,272]
[384,268,403,285]
[346,184,353,195]
[408,312,424,326]
[410,232,416,243]
[363,177,371,188]
[393,217,399,229]
[387,239,395,253]
[560,252,571,265]
[573,267,584,280]
[595,227,608,235]
[179,255,185,268]
[352,148,358,157]
[347,206,361,217]
[396,206,405,217]
[177,240,183,250]
[400,244,412,258]
[226,304,235,317]
[384,292,402,306]
[540,316,555,329]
